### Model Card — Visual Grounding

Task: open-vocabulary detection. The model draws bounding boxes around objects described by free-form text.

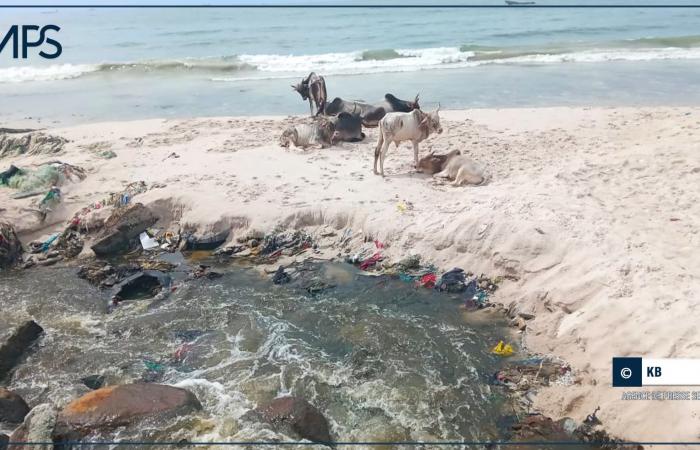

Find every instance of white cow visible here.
[373,107,443,177]
[434,153,488,186]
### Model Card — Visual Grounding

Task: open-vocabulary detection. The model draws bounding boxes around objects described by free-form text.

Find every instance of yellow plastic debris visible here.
[396,201,407,213]
[491,340,514,356]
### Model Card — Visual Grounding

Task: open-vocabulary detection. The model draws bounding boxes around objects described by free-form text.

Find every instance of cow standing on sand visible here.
[373,106,443,177]
[292,72,327,116]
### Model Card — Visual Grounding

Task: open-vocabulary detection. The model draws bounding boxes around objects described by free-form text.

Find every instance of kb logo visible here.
[0,25,62,59]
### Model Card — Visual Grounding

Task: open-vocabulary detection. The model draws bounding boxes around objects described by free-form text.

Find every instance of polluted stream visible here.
[0,258,519,447]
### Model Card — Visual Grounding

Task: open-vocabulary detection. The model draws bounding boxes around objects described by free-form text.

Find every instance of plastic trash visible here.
[492,341,514,356]
[143,359,165,372]
[436,267,467,293]
[139,232,159,250]
[41,233,59,252]
[0,165,20,185]
[359,252,383,271]
[416,273,436,288]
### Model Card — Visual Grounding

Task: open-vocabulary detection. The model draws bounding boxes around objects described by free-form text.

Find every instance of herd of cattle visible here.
[279,72,486,186]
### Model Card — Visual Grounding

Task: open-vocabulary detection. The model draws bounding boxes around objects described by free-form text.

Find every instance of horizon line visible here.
[2,4,700,7]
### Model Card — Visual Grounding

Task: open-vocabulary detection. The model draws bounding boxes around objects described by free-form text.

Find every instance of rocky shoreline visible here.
[2,195,635,448]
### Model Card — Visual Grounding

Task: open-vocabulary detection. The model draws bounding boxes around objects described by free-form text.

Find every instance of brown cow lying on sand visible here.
[417,150,487,186]
[279,113,365,149]
[417,149,460,174]
[279,120,334,149]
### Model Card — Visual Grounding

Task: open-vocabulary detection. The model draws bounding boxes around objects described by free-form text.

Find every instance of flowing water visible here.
[0,261,514,446]
[2,1,700,124]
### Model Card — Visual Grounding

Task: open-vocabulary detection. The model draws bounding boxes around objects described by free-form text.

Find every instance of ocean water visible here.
[2,1,700,123]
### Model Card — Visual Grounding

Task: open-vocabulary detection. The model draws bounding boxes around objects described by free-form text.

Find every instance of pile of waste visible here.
[494,357,572,391]
[344,240,501,309]
[265,260,336,295]
[77,258,177,309]
[509,409,639,450]
[0,132,67,158]
[0,221,22,269]
[77,259,142,289]
[0,161,85,200]
[22,220,87,268]
[214,230,314,264]
[71,182,148,228]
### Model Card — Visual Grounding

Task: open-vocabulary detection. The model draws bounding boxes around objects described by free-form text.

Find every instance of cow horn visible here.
[414,93,420,103]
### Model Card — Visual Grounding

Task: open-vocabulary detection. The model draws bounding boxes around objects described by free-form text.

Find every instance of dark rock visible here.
[0,222,22,269]
[191,265,222,280]
[80,374,105,390]
[0,433,8,450]
[112,270,171,301]
[91,203,158,256]
[77,261,140,289]
[0,320,44,381]
[54,384,201,439]
[184,230,229,251]
[300,277,335,295]
[0,388,30,423]
[272,266,291,285]
[253,396,332,445]
[9,403,57,449]
[511,413,570,441]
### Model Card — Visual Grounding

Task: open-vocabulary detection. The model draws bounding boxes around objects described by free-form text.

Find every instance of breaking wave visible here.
[0,58,254,83]
[0,64,98,83]
[3,34,700,84]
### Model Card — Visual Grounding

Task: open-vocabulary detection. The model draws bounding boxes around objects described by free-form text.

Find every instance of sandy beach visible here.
[2,106,699,443]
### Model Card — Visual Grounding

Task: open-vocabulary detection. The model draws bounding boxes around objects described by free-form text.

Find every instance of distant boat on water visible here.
[505,0,536,5]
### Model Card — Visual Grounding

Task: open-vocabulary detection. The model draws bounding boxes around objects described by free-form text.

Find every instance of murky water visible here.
[0,261,514,448]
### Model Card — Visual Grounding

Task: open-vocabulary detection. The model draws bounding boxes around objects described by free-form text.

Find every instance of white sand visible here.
[2,107,700,442]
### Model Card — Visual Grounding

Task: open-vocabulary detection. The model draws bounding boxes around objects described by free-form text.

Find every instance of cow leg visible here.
[309,98,314,116]
[373,132,384,175]
[315,101,325,117]
[453,167,466,186]
[412,141,420,169]
[318,96,326,116]
[379,140,392,177]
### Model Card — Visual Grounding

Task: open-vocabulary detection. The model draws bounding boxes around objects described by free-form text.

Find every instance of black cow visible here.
[330,112,365,143]
[292,72,327,117]
[380,93,420,113]
[324,93,420,127]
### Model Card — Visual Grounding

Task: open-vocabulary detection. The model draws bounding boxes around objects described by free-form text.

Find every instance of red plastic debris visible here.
[416,273,436,289]
[173,342,193,362]
[359,252,383,271]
